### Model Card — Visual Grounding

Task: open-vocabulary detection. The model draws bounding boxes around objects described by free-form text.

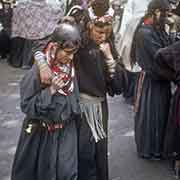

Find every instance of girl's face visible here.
[89,23,113,45]
[55,47,78,64]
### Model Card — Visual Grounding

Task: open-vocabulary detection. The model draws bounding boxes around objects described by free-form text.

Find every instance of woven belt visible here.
[80,93,105,103]
[45,123,64,132]
[25,121,64,134]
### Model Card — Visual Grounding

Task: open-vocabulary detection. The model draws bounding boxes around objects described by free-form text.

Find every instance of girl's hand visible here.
[49,75,65,95]
[99,42,113,60]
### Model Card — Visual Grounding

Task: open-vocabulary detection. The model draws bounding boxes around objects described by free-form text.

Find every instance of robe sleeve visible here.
[32,36,51,54]
[152,46,176,81]
[107,63,129,96]
[136,27,162,70]
[20,65,55,119]
[135,27,174,81]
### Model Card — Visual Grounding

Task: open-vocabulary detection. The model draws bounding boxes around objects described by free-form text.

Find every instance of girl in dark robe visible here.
[74,18,125,180]
[133,0,176,159]
[11,23,81,180]
[152,40,180,178]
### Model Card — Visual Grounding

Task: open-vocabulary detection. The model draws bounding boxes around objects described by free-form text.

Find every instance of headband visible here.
[88,6,114,25]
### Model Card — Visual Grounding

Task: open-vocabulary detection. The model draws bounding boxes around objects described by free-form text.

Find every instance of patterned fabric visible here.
[11,1,63,39]
[134,71,145,113]
[44,42,75,96]
[79,93,106,142]
[88,6,114,23]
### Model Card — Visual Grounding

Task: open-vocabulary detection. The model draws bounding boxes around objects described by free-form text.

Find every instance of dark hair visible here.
[147,0,172,15]
[91,0,110,17]
[130,0,172,67]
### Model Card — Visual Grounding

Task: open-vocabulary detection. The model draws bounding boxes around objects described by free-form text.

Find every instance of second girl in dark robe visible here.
[152,40,180,177]
[133,0,175,159]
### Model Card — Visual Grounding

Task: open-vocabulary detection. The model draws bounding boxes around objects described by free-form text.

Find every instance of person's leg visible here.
[57,121,78,180]
[21,39,33,69]
[78,99,109,180]
[78,117,97,180]
[8,37,25,67]
[0,30,10,59]
[95,100,109,180]
[96,138,108,180]
[11,118,41,180]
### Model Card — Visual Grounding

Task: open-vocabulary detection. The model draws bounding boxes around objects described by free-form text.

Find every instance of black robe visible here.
[8,37,33,68]
[11,65,80,180]
[0,8,11,58]
[0,29,11,58]
[134,24,171,158]
[33,38,127,180]
[152,40,180,160]
[75,40,126,180]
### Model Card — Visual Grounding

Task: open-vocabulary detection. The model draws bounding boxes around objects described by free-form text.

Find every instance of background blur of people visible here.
[119,0,151,37]
[0,0,14,59]
[110,0,127,43]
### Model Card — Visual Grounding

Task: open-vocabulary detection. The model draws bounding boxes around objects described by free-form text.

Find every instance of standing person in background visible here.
[9,0,64,69]
[115,0,151,105]
[11,22,81,180]
[0,0,13,59]
[134,0,178,160]
[0,0,14,36]
[110,0,125,41]
[0,20,11,59]
[119,0,151,37]
[151,40,180,178]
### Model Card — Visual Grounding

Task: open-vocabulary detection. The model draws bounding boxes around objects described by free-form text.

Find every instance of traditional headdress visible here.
[88,0,114,25]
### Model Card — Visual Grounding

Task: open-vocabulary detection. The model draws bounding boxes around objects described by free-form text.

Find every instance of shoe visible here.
[150,156,161,161]
[174,160,180,179]
[174,167,180,179]
[138,154,162,161]
[21,65,31,70]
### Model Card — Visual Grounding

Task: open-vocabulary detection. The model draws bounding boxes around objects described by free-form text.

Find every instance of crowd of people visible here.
[1,0,180,179]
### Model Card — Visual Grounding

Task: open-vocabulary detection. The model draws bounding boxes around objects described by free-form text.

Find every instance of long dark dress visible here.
[0,29,11,58]
[11,65,80,180]
[134,24,171,158]
[0,8,11,58]
[33,37,126,180]
[152,40,180,160]
[75,40,126,180]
